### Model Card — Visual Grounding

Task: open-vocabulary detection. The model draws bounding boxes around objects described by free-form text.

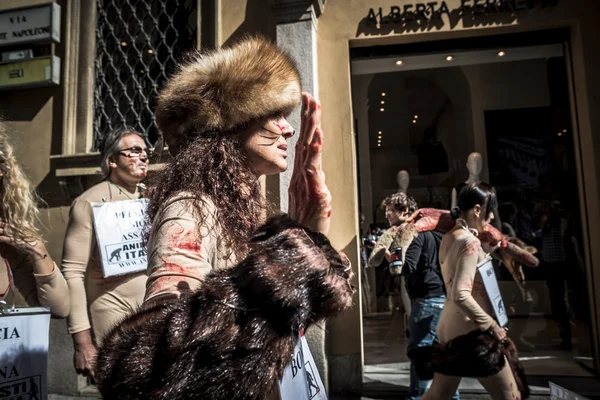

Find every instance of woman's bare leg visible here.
[477,358,521,400]
[421,373,462,400]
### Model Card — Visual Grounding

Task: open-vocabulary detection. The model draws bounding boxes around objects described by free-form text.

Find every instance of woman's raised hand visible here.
[288,93,332,235]
[0,222,46,260]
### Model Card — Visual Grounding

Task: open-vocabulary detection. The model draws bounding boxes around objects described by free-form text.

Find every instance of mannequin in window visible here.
[397,170,410,194]
[452,152,501,230]
[451,152,482,209]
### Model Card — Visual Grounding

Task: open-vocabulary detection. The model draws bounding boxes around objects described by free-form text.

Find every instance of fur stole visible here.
[389,223,418,275]
[95,215,354,400]
[408,330,530,399]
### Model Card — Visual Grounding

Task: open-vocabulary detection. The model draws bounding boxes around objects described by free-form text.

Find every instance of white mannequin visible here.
[397,170,410,194]
[451,152,502,229]
[451,152,482,209]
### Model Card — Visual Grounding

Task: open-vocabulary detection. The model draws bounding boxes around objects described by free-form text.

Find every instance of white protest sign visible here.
[279,334,327,400]
[549,382,590,400]
[92,199,148,278]
[0,307,51,400]
[477,257,508,327]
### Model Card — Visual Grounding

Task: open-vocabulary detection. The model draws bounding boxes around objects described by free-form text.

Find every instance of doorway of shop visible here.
[350,29,598,398]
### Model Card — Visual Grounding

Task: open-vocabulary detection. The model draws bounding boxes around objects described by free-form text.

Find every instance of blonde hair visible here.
[0,123,42,242]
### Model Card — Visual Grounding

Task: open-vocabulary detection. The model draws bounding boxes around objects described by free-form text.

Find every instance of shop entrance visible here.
[350,30,597,395]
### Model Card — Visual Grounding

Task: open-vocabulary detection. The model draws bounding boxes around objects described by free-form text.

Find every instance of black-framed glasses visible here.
[118,146,152,158]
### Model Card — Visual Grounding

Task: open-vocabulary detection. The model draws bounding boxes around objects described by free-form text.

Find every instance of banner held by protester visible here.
[0,307,51,400]
[92,198,148,278]
[549,382,590,400]
[478,256,508,327]
[279,332,327,400]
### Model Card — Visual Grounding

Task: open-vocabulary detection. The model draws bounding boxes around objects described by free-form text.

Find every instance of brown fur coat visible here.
[94,215,354,400]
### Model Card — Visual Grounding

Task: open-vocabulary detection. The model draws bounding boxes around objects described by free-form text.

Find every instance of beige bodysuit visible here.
[421,222,520,400]
[62,181,147,345]
[436,225,495,342]
[144,193,236,303]
[0,245,69,317]
[143,193,278,400]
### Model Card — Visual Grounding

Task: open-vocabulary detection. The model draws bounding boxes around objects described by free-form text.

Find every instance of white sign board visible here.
[0,4,60,48]
[0,307,51,400]
[279,334,327,400]
[92,199,148,278]
[477,257,508,327]
[549,382,590,400]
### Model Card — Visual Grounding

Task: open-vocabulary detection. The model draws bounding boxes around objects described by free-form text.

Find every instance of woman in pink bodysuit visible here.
[421,183,527,400]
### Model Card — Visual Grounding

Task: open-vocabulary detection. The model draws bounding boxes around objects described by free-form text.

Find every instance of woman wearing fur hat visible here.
[416,183,529,400]
[0,122,69,317]
[143,36,331,304]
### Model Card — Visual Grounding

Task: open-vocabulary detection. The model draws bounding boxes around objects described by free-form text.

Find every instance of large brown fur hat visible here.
[155,35,301,155]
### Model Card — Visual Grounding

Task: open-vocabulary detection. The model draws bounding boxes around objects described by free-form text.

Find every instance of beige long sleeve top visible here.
[437,226,495,343]
[0,245,70,317]
[62,181,147,335]
[144,193,236,303]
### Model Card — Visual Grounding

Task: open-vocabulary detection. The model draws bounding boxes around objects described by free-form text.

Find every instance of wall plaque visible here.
[0,55,60,90]
[0,3,60,47]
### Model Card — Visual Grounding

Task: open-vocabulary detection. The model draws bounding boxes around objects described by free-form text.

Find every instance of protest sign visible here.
[477,257,508,327]
[0,307,51,400]
[92,199,148,278]
[549,382,590,400]
[279,333,327,400]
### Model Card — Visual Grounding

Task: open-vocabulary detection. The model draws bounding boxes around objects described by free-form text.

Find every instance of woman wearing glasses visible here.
[143,36,331,304]
[0,122,69,317]
[62,127,150,377]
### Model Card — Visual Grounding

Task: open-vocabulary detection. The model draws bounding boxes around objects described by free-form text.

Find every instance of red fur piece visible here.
[508,236,528,248]
[479,227,508,248]
[498,243,539,268]
[409,208,539,269]
[411,208,455,233]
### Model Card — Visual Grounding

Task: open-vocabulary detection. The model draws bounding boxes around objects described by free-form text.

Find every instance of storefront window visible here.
[93,0,197,148]
[353,39,595,388]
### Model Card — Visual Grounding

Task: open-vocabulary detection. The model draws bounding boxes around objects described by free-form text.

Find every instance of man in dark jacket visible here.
[403,230,459,400]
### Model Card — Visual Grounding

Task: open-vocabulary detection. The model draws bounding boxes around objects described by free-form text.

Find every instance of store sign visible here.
[0,3,61,47]
[366,0,558,24]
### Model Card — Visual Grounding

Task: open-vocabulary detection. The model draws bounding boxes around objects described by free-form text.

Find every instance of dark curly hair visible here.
[146,131,266,259]
[380,192,418,214]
